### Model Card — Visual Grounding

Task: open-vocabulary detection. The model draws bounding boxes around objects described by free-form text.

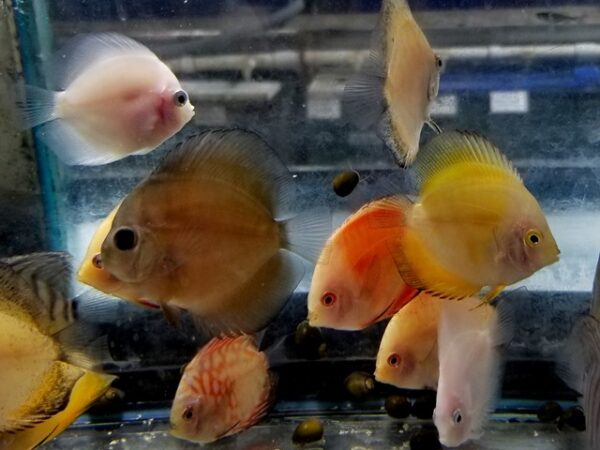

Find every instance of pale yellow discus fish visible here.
[343,0,442,166]
[0,253,115,449]
[375,293,441,390]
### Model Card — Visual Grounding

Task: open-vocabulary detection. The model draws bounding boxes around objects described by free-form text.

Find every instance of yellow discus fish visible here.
[392,130,560,301]
[343,0,442,166]
[0,253,115,449]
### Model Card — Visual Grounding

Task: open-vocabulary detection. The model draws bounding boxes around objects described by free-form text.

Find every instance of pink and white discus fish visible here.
[19,33,195,165]
[170,336,274,444]
[433,297,511,448]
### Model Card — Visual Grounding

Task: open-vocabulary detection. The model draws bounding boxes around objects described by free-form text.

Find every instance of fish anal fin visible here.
[9,361,84,434]
[193,251,304,335]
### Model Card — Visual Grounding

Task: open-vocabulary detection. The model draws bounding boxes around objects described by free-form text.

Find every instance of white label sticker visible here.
[430,95,458,116]
[489,90,529,114]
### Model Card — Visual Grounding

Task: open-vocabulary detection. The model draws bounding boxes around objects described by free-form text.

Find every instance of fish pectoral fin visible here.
[388,229,480,301]
[481,285,506,304]
[193,251,305,336]
[161,303,183,328]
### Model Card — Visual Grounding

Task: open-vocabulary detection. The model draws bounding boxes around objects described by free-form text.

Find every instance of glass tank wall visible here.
[1,0,600,448]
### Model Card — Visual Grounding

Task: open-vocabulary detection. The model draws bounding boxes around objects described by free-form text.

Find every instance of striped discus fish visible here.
[170,336,274,444]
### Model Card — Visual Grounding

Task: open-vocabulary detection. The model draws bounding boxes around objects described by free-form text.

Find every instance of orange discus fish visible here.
[308,195,419,330]
[170,336,274,444]
[375,293,441,390]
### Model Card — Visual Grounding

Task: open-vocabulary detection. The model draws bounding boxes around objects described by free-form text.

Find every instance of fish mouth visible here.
[307,311,319,326]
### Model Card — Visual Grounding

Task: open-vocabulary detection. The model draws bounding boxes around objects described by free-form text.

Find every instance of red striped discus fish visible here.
[170,336,274,444]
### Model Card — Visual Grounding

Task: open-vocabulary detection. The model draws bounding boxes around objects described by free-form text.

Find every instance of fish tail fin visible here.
[591,253,600,320]
[17,85,59,128]
[556,316,600,394]
[342,50,387,131]
[34,118,124,166]
[280,207,331,264]
[492,295,516,347]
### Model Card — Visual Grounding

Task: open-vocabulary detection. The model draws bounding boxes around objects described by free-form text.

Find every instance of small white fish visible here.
[433,297,511,447]
[343,0,442,166]
[18,33,195,165]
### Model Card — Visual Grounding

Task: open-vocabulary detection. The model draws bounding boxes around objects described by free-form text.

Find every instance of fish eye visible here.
[182,406,194,422]
[113,227,138,251]
[524,229,543,248]
[173,90,188,107]
[92,253,103,269]
[435,55,443,69]
[452,409,463,424]
[321,292,337,307]
[387,353,401,367]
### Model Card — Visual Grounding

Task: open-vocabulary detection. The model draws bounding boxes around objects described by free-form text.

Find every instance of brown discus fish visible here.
[78,129,330,334]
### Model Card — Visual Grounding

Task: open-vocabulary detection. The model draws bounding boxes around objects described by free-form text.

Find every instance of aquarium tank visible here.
[0,0,599,448]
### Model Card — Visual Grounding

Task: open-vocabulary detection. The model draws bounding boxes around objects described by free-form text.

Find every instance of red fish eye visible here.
[92,253,103,269]
[321,292,336,307]
[387,353,401,367]
[182,406,194,421]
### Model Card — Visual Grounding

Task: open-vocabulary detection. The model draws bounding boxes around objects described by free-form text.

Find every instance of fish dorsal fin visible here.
[0,252,75,335]
[414,130,522,195]
[50,33,157,90]
[193,251,304,336]
[149,129,296,219]
[364,194,413,229]
[389,228,481,300]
